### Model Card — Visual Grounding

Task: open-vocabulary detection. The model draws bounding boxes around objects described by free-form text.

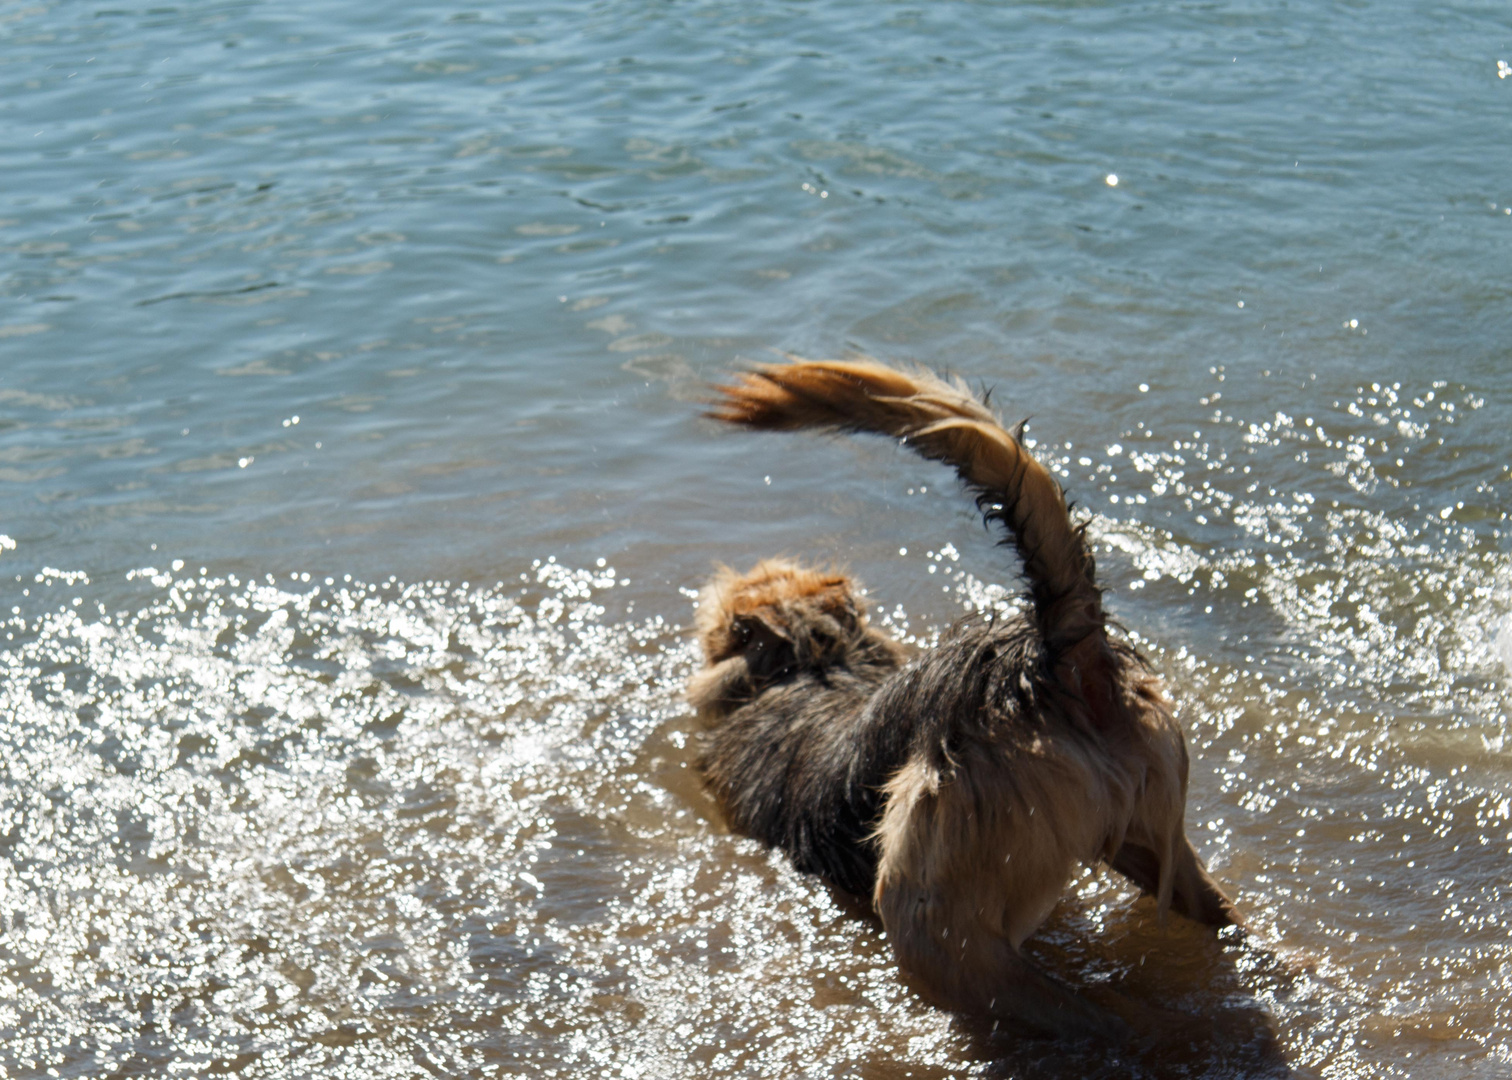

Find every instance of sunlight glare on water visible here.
[1,562,976,1078]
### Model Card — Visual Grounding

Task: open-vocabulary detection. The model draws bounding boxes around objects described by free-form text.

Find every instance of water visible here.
[3,1,1510,1076]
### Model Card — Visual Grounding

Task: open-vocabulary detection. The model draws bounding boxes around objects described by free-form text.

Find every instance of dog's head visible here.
[688,559,866,717]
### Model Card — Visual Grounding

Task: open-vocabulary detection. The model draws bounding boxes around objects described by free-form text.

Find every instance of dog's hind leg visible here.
[873,758,1128,1040]
[1110,835,1242,930]
[879,883,1127,1039]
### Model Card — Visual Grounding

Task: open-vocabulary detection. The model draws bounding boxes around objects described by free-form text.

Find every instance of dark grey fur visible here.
[698,624,909,897]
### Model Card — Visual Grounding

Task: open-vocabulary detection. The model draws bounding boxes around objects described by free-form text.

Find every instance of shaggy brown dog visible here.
[689,358,1241,1039]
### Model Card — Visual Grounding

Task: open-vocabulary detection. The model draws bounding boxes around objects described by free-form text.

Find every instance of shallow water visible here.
[2,1,1510,1077]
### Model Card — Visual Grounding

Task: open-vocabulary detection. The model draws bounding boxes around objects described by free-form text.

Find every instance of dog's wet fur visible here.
[689,358,1242,1040]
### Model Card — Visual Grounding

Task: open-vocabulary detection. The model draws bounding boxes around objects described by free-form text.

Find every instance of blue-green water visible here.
[2,2,1510,1076]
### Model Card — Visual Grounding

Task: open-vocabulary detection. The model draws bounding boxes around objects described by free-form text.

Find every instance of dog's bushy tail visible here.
[709,357,1103,648]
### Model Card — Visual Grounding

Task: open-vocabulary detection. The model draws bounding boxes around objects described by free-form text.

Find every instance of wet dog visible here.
[688,358,1241,1039]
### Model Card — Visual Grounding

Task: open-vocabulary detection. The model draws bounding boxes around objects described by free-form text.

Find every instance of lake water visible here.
[3,1,1510,1076]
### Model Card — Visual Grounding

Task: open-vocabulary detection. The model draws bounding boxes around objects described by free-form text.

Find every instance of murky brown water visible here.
[3,0,1511,1076]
